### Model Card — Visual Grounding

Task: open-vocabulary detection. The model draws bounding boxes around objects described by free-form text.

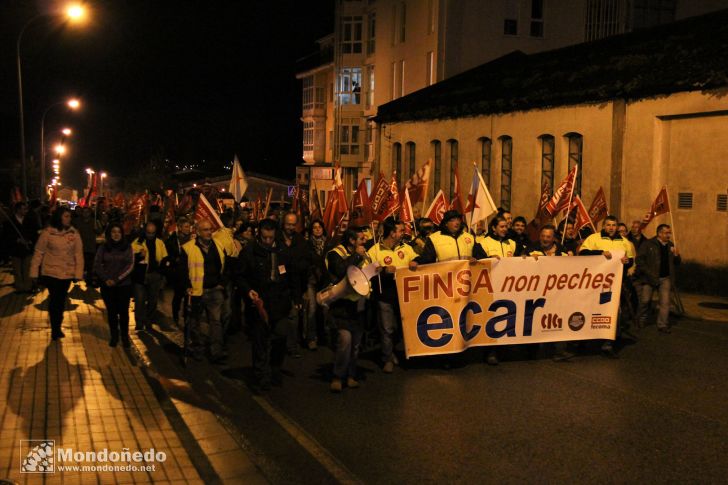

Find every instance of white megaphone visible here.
[316,262,380,306]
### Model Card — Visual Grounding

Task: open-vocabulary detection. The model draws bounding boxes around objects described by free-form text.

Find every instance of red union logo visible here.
[397,251,405,259]
[541,313,563,330]
[384,256,393,265]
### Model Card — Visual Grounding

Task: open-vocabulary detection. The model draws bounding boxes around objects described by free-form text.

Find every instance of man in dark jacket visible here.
[164,218,193,324]
[236,218,296,390]
[3,202,39,292]
[279,212,309,357]
[635,224,681,333]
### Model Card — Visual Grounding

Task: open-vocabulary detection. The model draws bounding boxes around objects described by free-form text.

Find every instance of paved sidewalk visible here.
[680,292,728,322]
[0,268,202,484]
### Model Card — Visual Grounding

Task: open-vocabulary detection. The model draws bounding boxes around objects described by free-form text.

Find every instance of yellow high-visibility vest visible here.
[429,231,475,261]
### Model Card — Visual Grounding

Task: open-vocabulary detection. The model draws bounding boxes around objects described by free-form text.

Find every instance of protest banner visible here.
[395,252,623,358]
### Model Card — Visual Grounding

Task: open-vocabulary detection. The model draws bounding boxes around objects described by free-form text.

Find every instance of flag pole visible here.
[420,159,432,219]
[561,166,578,245]
[664,185,678,248]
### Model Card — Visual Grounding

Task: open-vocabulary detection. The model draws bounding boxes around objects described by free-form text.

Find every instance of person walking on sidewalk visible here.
[3,201,40,293]
[180,219,228,363]
[94,223,135,347]
[164,218,193,325]
[236,218,296,390]
[279,212,309,358]
[635,224,681,333]
[29,207,83,341]
[131,221,168,332]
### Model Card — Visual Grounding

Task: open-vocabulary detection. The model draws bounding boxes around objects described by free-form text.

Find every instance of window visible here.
[399,60,405,97]
[448,139,458,200]
[341,16,363,54]
[500,136,513,210]
[677,192,692,209]
[400,2,407,43]
[566,133,583,195]
[303,122,314,152]
[366,65,375,108]
[428,0,436,33]
[539,135,555,194]
[367,12,376,55]
[340,118,360,155]
[718,194,728,212]
[479,137,492,188]
[392,61,404,100]
[530,0,544,37]
[302,76,314,111]
[338,68,362,105]
[504,0,518,35]
[392,142,402,184]
[426,51,435,86]
[406,142,416,177]
[585,0,629,41]
[432,140,442,198]
[365,121,375,160]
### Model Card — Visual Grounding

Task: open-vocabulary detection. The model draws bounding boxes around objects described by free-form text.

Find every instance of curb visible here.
[128,328,269,484]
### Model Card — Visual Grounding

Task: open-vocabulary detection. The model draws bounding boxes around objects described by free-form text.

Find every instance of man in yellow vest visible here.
[181,219,227,363]
[326,227,369,392]
[131,221,169,332]
[409,210,475,267]
[367,217,417,373]
[579,215,634,357]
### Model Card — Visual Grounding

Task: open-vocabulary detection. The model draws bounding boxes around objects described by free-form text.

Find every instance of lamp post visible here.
[40,98,79,196]
[100,172,107,198]
[16,4,87,197]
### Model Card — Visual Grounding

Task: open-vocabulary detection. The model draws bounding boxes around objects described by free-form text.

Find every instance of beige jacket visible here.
[30,226,84,280]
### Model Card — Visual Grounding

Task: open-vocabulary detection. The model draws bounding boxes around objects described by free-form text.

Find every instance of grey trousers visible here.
[637,277,672,329]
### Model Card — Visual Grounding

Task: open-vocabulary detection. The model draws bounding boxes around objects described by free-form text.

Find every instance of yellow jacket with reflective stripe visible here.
[367,241,417,268]
[476,235,517,258]
[182,239,226,296]
[131,238,168,265]
[580,233,633,255]
[428,231,475,262]
[213,227,240,258]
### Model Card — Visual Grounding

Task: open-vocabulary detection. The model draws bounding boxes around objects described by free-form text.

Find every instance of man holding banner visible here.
[411,210,475,266]
[367,217,417,373]
[579,215,634,357]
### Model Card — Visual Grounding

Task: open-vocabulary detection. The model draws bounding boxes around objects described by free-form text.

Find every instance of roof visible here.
[375,9,728,124]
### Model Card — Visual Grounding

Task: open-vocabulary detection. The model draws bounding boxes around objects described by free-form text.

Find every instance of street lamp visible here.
[86,168,95,189]
[16,4,88,197]
[55,144,66,155]
[61,128,72,136]
[40,98,80,195]
[100,172,107,197]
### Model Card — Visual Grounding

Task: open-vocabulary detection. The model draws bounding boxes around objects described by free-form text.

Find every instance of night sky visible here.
[0,0,334,189]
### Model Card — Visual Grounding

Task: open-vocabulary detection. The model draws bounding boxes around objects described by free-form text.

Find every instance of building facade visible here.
[296,0,728,203]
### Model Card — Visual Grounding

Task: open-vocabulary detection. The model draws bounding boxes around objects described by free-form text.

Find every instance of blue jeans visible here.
[377,301,399,364]
[333,326,363,380]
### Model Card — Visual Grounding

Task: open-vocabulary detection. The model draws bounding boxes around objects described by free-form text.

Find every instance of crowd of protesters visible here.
[0,197,680,392]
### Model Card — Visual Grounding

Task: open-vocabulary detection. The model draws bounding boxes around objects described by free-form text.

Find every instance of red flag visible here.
[113,192,125,209]
[404,159,431,205]
[449,167,465,214]
[526,181,552,241]
[424,190,449,225]
[123,193,148,235]
[310,189,323,222]
[195,193,224,231]
[11,186,24,204]
[380,175,401,221]
[587,187,609,225]
[370,173,393,222]
[569,195,595,232]
[545,166,578,216]
[399,187,415,234]
[350,179,371,226]
[640,187,670,229]
[322,191,340,237]
[163,193,178,234]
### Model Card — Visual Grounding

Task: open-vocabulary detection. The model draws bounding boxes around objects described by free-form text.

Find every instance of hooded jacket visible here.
[30,226,84,280]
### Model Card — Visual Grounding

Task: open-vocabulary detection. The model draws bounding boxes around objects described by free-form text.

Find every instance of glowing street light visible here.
[40,97,82,194]
[17,5,91,196]
[67,98,80,109]
[61,128,72,136]
[54,144,66,155]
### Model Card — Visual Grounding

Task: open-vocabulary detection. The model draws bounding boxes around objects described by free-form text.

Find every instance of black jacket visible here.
[2,214,39,258]
[325,245,365,320]
[235,240,295,322]
[636,237,681,287]
[278,232,311,300]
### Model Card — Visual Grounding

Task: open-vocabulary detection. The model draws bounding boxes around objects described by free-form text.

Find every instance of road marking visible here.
[251,395,363,485]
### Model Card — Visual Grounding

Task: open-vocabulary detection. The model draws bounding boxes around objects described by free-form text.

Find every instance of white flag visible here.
[464,167,497,225]
[229,155,248,202]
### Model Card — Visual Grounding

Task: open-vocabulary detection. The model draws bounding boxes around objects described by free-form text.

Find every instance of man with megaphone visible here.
[325,227,370,393]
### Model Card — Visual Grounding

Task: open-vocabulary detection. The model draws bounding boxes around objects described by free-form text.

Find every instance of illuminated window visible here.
[338,68,362,105]
[340,118,360,155]
[341,16,363,54]
[426,51,434,86]
[500,136,513,210]
[303,122,314,152]
[539,134,555,193]
[566,133,583,195]
[303,76,324,111]
[447,139,458,199]
[479,137,492,188]
[367,12,376,55]
[366,65,375,108]
[392,143,402,184]
[406,142,416,177]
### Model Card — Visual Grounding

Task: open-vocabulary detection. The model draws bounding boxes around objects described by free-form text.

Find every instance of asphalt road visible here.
[143,293,728,484]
